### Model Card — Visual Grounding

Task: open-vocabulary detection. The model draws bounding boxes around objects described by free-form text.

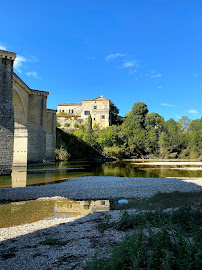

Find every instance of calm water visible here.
[0,161,202,188]
[0,161,202,228]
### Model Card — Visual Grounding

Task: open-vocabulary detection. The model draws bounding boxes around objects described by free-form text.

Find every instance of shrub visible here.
[56,121,61,127]
[74,123,80,128]
[55,147,71,161]
[64,123,70,128]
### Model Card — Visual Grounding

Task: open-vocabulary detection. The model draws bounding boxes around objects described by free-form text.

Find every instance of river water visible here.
[1,160,202,188]
[0,161,202,228]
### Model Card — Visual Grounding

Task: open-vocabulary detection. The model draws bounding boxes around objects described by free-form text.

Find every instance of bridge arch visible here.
[12,86,28,166]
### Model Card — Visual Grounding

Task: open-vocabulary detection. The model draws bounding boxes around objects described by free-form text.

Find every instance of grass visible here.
[86,206,202,270]
[39,238,67,246]
[111,191,202,211]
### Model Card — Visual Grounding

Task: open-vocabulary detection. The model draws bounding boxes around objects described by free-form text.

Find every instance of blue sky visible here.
[1,0,201,120]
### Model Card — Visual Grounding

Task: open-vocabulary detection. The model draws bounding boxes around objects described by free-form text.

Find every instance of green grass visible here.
[86,207,202,270]
[111,191,202,211]
[39,238,67,246]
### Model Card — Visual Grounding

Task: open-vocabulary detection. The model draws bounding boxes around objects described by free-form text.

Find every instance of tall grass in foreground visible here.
[85,207,202,270]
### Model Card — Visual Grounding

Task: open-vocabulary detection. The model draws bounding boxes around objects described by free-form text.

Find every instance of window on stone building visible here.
[62,110,64,112]
[94,118,95,121]
[94,106,97,109]
[102,115,105,119]
[84,111,90,115]
[72,109,74,113]
[101,201,105,205]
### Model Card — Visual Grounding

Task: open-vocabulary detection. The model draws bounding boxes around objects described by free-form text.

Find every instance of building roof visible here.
[58,103,82,106]
[83,95,110,102]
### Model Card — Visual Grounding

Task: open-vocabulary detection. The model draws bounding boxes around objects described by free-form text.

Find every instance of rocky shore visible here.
[0,176,201,269]
[1,176,202,202]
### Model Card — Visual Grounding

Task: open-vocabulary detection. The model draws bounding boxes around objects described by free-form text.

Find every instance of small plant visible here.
[64,123,70,128]
[56,120,61,127]
[55,147,71,161]
[39,238,66,246]
[96,214,113,233]
[74,123,80,128]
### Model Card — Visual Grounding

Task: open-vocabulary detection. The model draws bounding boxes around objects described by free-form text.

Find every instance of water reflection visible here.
[0,199,110,228]
[54,199,110,217]
[0,161,202,189]
[11,167,27,188]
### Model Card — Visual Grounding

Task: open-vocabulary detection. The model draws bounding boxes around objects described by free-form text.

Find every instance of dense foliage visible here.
[57,102,202,160]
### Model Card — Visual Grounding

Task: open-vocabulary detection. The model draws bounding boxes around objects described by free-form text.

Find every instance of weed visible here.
[88,207,202,270]
[39,238,66,246]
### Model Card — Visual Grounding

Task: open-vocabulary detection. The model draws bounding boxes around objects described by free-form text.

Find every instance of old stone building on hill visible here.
[57,96,112,129]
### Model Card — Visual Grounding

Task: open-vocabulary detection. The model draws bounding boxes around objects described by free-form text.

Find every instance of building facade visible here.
[57,95,112,129]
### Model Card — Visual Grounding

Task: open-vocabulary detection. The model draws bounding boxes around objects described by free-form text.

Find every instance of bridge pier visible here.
[0,50,16,175]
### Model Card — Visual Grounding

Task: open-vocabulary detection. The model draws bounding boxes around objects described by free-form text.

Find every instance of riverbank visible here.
[0,176,201,269]
[0,176,202,202]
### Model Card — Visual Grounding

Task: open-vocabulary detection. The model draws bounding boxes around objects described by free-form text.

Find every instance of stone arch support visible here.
[12,84,28,166]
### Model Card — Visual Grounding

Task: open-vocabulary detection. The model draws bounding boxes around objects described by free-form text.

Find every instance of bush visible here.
[55,147,71,161]
[74,123,80,128]
[64,123,70,128]
[56,121,61,127]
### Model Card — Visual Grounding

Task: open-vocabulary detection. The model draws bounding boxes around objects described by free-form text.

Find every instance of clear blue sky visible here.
[1,0,201,120]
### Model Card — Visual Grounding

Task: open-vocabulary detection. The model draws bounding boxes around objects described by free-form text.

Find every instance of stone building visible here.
[57,96,112,129]
[0,49,56,175]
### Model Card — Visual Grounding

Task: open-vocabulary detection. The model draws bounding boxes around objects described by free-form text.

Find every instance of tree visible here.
[110,101,120,125]
[125,102,148,128]
[177,116,191,132]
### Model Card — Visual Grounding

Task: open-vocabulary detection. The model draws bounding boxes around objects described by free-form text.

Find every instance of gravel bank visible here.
[0,176,202,202]
[0,211,126,270]
[132,162,202,165]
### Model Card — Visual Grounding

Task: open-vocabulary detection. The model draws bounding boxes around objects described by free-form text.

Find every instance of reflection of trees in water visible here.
[99,162,202,178]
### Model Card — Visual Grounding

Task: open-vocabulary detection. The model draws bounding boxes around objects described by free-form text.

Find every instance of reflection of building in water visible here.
[11,167,27,188]
[55,199,110,216]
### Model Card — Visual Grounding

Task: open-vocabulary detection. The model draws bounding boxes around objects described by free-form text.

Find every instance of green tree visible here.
[110,101,120,125]
[177,116,191,132]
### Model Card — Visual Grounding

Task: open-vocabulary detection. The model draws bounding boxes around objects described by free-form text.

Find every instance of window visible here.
[94,118,95,121]
[72,109,74,113]
[94,106,97,109]
[102,115,105,119]
[84,111,90,115]
[62,110,64,112]
[101,201,105,205]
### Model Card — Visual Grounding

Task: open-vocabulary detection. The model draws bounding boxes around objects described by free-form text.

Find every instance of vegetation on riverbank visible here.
[85,206,202,270]
[56,102,202,160]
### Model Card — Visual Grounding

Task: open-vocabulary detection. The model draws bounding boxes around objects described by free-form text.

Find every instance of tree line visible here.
[57,102,202,160]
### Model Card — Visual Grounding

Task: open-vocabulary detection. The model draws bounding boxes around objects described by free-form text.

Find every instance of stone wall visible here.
[27,124,46,163]
[45,110,56,161]
[0,49,56,175]
[0,51,16,175]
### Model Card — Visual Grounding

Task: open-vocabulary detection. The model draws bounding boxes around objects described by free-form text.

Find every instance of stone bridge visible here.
[0,50,56,175]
